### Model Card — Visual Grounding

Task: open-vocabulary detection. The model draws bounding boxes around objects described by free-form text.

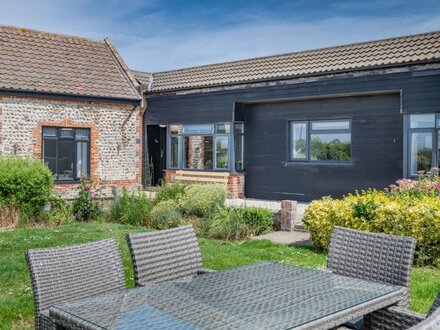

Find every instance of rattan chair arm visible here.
[197,268,216,274]
[364,306,425,330]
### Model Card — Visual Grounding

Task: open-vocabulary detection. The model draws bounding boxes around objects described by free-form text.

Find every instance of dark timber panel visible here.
[145,66,440,199]
[244,94,402,201]
[146,67,440,125]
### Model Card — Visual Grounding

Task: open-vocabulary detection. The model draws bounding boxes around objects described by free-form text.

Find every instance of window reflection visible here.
[410,132,432,175]
[183,136,213,169]
[311,133,351,161]
[215,136,229,169]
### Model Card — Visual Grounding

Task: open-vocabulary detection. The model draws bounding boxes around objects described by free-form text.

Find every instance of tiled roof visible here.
[0,25,141,100]
[144,31,440,92]
[132,70,152,86]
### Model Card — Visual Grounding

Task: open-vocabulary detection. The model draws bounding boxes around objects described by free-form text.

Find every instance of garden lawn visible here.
[0,223,439,330]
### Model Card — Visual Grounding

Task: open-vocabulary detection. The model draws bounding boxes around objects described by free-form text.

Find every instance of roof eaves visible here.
[0,87,142,104]
[149,58,440,93]
[150,30,440,76]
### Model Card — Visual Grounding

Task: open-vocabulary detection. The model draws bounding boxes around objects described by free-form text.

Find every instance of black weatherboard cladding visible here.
[244,94,402,201]
[146,66,440,200]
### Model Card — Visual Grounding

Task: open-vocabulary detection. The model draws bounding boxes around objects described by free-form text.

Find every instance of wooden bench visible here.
[174,170,229,184]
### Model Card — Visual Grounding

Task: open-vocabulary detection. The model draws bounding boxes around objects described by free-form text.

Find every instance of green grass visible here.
[1,223,439,330]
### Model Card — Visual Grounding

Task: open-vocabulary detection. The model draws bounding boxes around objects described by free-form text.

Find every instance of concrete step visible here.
[252,231,312,247]
[293,222,308,232]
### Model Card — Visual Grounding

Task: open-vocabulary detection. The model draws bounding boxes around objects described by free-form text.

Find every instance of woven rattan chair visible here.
[363,292,440,330]
[328,226,416,305]
[127,225,213,286]
[26,238,126,330]
[328,226,416,330]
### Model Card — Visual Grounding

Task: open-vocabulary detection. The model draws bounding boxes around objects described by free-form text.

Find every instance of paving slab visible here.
[252,230,313,247]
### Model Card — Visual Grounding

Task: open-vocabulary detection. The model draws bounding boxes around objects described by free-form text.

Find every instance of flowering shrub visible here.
[388,168,440,197]
[72,177,101,221]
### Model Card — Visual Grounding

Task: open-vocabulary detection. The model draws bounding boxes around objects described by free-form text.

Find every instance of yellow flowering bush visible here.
[303,190,440,267]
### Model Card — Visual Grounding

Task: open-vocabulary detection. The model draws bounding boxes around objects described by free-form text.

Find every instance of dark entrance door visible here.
[147,125,167,186]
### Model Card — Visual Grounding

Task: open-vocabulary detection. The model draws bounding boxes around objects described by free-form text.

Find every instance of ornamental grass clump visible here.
[149,200,184,229]
[179,184,226,218]
[109,188,152,226]
[203,206,274,240]
[154,181,186,204]
[303,170,440,267]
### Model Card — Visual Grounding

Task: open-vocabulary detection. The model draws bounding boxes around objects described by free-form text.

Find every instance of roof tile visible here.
[142,31,440,92]
[0,25,141,100]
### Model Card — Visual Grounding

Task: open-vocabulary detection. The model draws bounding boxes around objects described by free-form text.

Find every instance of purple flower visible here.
[417,170,425,174]
[88,193,96,201]
[85,184,91,191]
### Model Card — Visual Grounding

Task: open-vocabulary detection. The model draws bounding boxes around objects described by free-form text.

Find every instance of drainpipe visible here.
[141,82,150,188]
[121,105,139,129]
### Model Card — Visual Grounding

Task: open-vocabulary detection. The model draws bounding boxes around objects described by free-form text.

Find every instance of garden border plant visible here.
[107,181,275,240]
[303,168,440,267]
[0,156,54,218]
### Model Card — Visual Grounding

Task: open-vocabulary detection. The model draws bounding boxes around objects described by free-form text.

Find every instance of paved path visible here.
[252,231,312,247]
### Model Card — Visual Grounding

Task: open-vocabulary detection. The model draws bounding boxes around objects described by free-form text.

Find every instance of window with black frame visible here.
[42,127,90,181]
[234,123,244,171]
[169,123,239,171]
[408,114,440,175]
[290,119,351,162]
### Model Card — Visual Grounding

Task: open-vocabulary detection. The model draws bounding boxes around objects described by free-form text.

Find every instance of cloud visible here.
[121,13,440,72]
[0,0,440,72]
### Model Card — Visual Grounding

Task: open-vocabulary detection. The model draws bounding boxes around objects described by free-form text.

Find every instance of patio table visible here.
[49,262,406,330]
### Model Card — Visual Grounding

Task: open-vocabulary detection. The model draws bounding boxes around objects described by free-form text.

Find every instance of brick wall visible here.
[187,136,205,169]
[164,170,245,199]
[227,173,245,199]
[0,95,142,199]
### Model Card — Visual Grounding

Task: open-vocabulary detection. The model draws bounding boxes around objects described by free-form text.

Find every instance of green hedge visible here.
[303,190,440,267]
[0,157,53,216]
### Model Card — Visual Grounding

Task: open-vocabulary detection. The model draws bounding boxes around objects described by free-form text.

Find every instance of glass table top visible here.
[50,262,403,330]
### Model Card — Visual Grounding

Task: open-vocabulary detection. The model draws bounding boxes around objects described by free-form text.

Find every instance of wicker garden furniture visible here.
[327,226,416,329]
[26,238,126,330]
[126,225,213,286]
[49,261,407,330]
[364,291,440,329]
[328,226,416,306]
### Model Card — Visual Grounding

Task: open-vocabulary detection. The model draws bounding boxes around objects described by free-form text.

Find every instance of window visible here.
[215,136,229,169]
[234,123,244,171]
[289,119,351,162]
[169,136,179,168]
[183,135,213,169]
[42,127,90,181]
[182,124,214,134]
[169,122,237,171]
[290,122,307,160]
[407,114,440,175]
